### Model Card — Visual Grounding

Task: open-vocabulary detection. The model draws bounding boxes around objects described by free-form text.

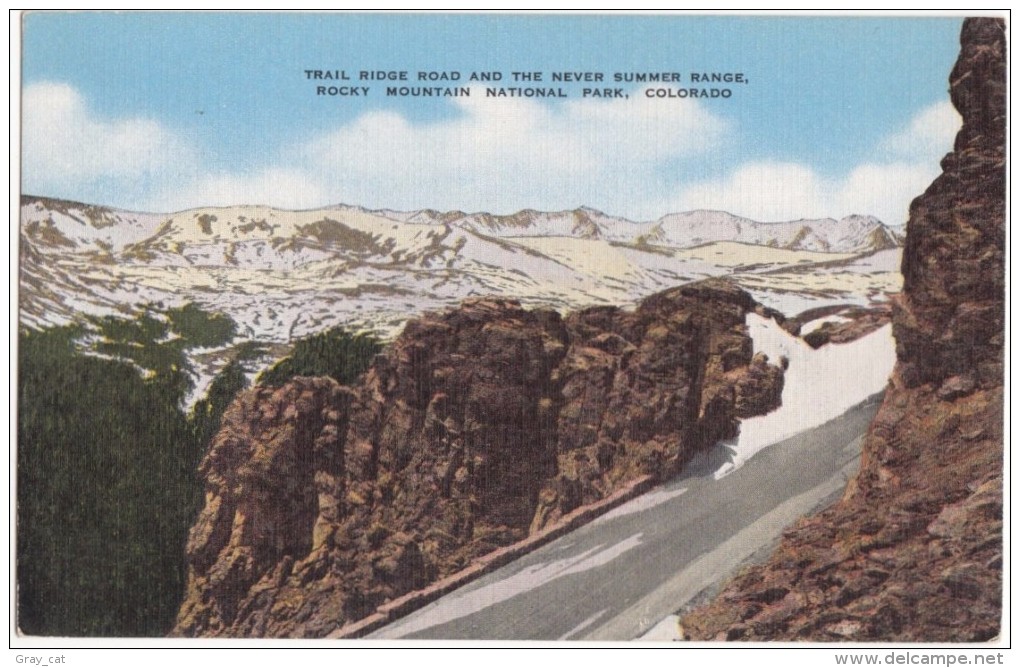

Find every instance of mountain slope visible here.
[20,197,903,343]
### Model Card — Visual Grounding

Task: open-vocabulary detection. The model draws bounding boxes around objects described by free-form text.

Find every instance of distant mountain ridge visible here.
[22,195,902,255]
[362,203,901,253]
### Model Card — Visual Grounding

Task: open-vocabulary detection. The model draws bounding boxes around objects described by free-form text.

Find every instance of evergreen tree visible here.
[259,327,382,386]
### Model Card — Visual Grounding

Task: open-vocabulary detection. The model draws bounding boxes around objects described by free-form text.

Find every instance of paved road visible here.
[371,395,882,641]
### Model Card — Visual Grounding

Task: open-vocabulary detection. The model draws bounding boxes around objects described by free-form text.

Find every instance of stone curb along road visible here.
[328,474,656,639]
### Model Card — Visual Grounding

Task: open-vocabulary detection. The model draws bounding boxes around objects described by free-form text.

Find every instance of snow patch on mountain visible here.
[19,196,903,343]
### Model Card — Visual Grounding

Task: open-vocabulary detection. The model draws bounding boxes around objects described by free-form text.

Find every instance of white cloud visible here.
[281,85,726,213]
[22,82,197,203]
[879,100,961,162]
[670,159,945,226]
[671,101,961,225]
[21,83,959,226]
[181,85,727,215]
[28,81,722,214]
[184,168,329,210]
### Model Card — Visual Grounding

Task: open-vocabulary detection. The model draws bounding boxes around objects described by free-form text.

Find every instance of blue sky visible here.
[21,12,965,224]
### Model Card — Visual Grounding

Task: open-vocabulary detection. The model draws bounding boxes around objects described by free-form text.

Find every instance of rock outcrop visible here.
[783,303,893,349]
[682,17,1004,642]
[173,279,784,637]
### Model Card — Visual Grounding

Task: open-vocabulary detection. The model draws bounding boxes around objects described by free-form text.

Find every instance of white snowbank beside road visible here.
[713,314,895,479]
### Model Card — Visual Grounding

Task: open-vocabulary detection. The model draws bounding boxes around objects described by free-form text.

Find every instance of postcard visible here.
[13,11,1006,649]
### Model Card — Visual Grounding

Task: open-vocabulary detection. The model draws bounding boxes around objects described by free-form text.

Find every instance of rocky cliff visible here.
[173,279,784,637]
[682,17,1004,642]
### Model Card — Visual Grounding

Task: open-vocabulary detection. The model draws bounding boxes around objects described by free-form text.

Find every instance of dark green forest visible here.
[258,327,382,387]
[17,306,381,636]
[18,323,204,635]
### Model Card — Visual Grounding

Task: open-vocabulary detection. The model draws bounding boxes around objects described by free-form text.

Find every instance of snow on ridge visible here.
[21,196,905,365]
[646,211,892,253]
[22,195,899,255]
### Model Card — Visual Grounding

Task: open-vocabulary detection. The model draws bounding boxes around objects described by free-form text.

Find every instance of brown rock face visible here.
[174,279,784,637]
[682,18,1004,642]
[897,19,1006,392]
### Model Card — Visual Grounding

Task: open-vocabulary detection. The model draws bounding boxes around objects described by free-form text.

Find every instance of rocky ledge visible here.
[782,303,893,349]
[173,278,785,637]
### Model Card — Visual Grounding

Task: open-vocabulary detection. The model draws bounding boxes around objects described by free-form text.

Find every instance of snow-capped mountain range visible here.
[19,196,904,342]
[374,206,901,252]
